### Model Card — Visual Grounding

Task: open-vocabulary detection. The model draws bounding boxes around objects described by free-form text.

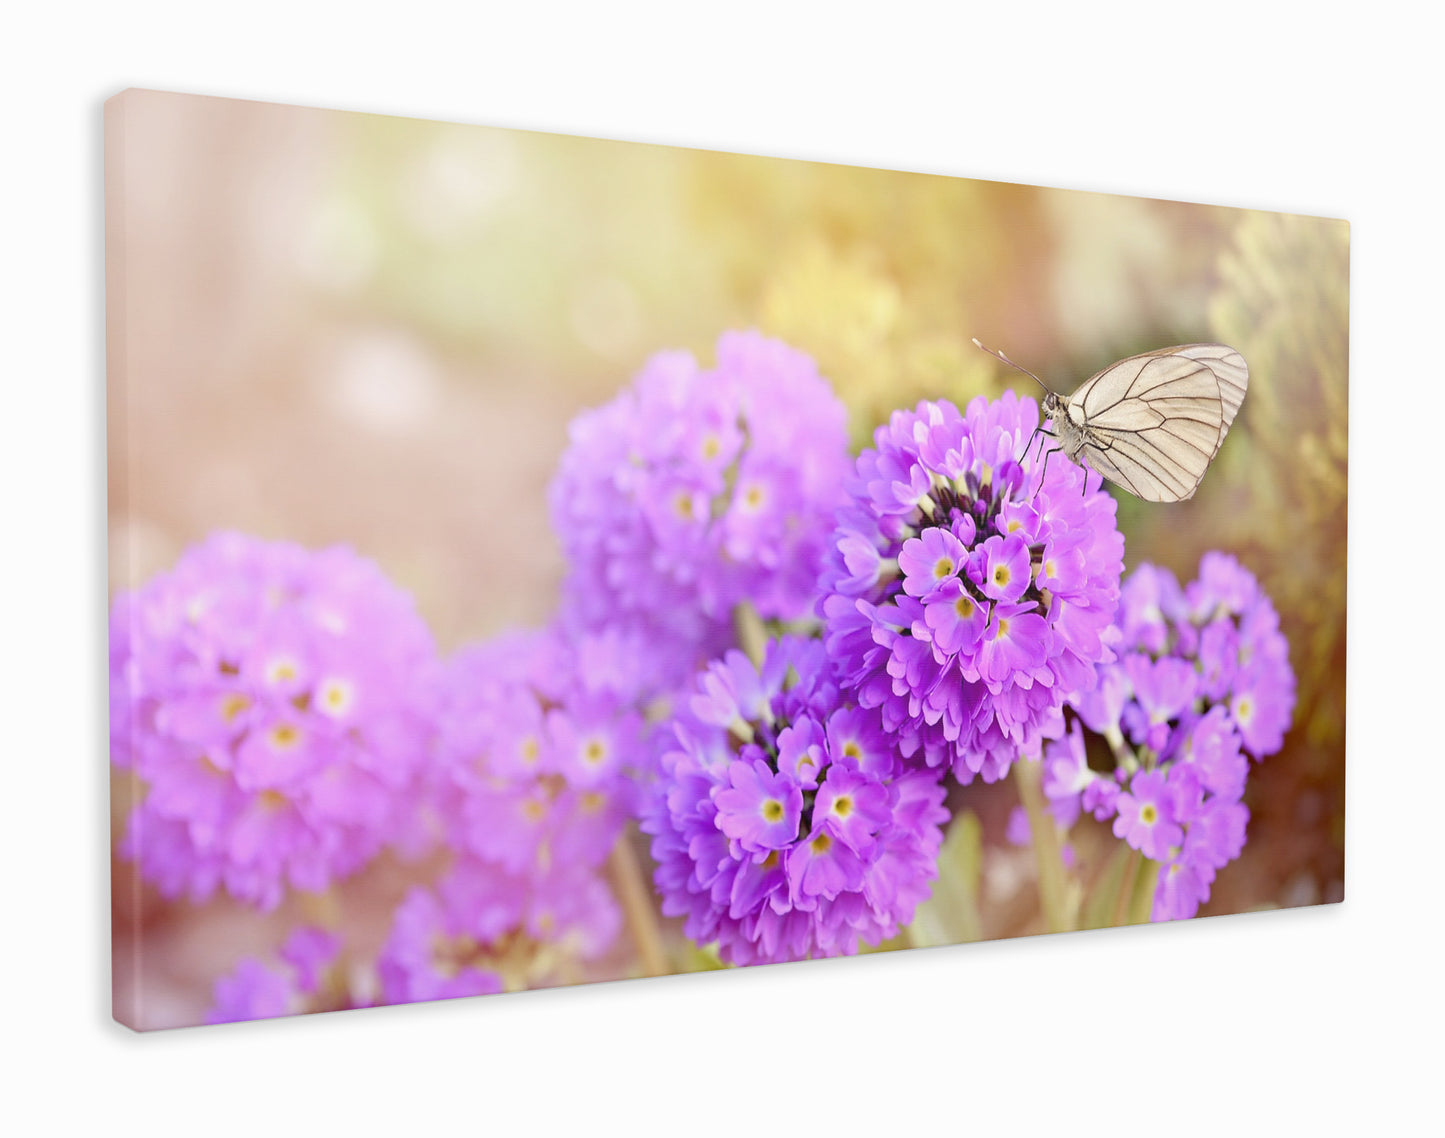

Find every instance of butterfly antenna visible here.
[970,337,1055,396]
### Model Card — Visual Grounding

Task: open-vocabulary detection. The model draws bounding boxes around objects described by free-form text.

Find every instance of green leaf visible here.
[675,942,729,972]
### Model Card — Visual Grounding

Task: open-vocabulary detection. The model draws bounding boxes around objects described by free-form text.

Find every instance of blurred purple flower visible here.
[110,533,439,911]
[376,856,619,1005]
[818,392,1124,785]
[549,331,852,704]
[429,625,645,879]
[640,635,949,966]
[1041,554,1295,921]
[1116,553,1295,761]
[207,927,346,1025]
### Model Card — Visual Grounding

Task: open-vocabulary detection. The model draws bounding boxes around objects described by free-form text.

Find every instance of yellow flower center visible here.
[993,565,1010,587]
[955,595,975,619]
[582,739,607,766]
[810,832,832,855]
[265,657,299,685]
[318,679,353,716]
[267,723,302,751]
[933,557,954,580]
[219,693,251,723]
[581,791,606,814]
[833,795,854,819]
[762,799,784,823]
[1140,803,1158,826]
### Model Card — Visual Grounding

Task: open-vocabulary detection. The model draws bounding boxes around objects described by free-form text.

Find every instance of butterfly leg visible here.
[1019,424,1048,465]
[1031,430,1060,493]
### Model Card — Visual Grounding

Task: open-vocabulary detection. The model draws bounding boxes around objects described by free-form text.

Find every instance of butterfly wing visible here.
[1066,344,1249,502]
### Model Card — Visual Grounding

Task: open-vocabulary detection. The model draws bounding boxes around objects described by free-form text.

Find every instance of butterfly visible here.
[972,338,1248,502]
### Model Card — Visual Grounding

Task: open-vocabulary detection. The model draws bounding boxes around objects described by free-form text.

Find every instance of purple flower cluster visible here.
[1046,554,1295,919]
[207,928,350,1024]
[549,331,852,702]
[818,392,1124,785]
[428,625,643,879]
[110,533,438,910]
[377,858,619,1004]
[641,635,949,965]
[390,623,640,996]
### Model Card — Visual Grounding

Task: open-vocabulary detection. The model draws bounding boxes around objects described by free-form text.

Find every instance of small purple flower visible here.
[1042,723,1093,802]
[376,856,620,1006]
[641,635,949,965]
[1153,858,1214,922]
[788,826,869,903]
[975,534,1032,603]
[279,927,342,994]
[818,392,1125,786]
[919,579,990,658]
[1121,654,1198,753]
[813,765,894,858]
[1181,797,1250,874]
[550,331,851,705]
[715,758,804,853]
[899,528,969,599]
[977,602,1051,686]
[110,533,439,911]
[1184,707,1249,801]
[1112,770,1184,861]
[207,927,347,1025]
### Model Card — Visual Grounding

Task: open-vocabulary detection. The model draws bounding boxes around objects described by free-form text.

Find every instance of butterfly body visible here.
[1040,389,1088,458]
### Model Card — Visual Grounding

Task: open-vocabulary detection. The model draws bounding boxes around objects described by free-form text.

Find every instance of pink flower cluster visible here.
[549,330,852,703]
[374,626,641,998]
[111,533,439,910]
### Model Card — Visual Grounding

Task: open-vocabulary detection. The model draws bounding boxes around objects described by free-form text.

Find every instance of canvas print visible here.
[106,89,1348,1031]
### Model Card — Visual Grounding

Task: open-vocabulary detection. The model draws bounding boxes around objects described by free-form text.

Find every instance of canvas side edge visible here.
[104,91,145,1034]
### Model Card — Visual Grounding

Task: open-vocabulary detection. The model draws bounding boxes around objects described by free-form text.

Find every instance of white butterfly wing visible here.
[1066,344,1249,502]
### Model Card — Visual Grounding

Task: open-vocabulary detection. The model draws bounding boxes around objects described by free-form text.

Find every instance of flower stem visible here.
[733,601,768,668]
[1014,758,1072,934]
[1112,849,1142,927]
[1104,727,1139,775]
[609,826,671,979]
[1128,858,1161,925]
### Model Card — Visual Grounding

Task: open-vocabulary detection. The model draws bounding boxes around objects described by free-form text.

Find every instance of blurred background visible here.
[108,90,1347,1025]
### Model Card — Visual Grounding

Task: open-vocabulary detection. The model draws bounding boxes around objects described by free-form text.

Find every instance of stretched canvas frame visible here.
[106,89,1348,1031]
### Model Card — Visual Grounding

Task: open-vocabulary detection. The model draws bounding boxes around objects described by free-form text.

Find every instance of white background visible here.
[3,2,1440,1134]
